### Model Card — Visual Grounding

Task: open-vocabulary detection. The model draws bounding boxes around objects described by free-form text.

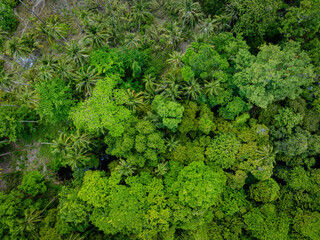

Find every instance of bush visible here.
[249,178,280,202]
[0,3,18,32]
[35,78,74,123]
[0,59,4,70]
[0,0,18,7]
[90,47,150,90]
[151,95,184,131]
[18,171,47,197]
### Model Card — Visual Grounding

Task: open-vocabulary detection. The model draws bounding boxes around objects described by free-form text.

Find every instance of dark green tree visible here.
[36,78,74,123]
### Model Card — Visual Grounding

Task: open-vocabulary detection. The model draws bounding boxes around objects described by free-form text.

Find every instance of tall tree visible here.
[132,0,152,32]
[177,0,202,33]
[63,0,85,33]
[71,75,132,137]
[75,66,99,97]
[19,0,68,44]
[234,41,315,108]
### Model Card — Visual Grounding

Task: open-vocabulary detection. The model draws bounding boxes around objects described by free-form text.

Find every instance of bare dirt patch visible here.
[0,141,55,190]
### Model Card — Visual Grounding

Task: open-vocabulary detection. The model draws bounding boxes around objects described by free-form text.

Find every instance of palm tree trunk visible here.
[97,0,101,10]
[0,88,12,93]
[107,0,116,28]
[138,18,141,32]
[180,11,187,33]
[144,28,147,44]
[19,0,46,25]
[31,197,57,220]
[59,0,69,16]
[19,0,69,44]
[0,152,13,157]
[0,104,21,107]
[0,54,13,61]
[101,0,116,28]
[11,81,31,86]
[63,0,85,33]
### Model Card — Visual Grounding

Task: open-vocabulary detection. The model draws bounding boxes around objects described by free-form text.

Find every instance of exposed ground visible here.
[0,140,56,190]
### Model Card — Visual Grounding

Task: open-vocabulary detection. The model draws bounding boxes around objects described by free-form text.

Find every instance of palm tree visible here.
[52,133,71,157]
[124,33,142,49]
[132,0,152,32]
[143,90,155,105]
[256,145,276,165]
[17,87,39,108]
[83,25,109,49]
[203,78,223,97]
[144,24,166,46]
[18,197,57,237]
[0,70,14,92]
[36,63,55,81]
[177,0,202,33]
[116,159,136,177]
[166,51,184,69]
[69,130,93,151]
[156,72,183,101]
[36,54,57,82]
[165,21,182,50]
[66,148,91,170]
[212,14,232,33]
[182,78,202,101]
[165,136,180,152]
[21,33,39,51]
[143,111,162,128]
[149,0,167,12]
[0,31,13,61]
[125,88,145,112]
[159,82,182,101]
[67,233,86,240]
[5,37,31,59]
[75,66,99,97]
[102,0,116,28]
[0,31,9,42]
[65,40,89,67]
[40,54,57,66]
[155,162,168,176]
[0,71,30,89]
[18,208,42,236]
[19,0,68,44]
[53,57,75,81]
[63,0,85,33]
[142,74,157,93]
[162,71,183,84]
[224,1,239,27]
[42,15,69,45]
[198,15,219,36]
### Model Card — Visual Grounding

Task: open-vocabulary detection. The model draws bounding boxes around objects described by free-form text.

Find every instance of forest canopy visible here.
[0,0,320,239]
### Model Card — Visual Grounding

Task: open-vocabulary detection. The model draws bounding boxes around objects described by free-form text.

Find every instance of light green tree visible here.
[274,107,303,134]
[244,204,290,240]
[18,171,47,197]
[151,95,184,131]
[170,161,226,209]
[234,42,315,108]
[71,75,131,137]
[205,133,241,169]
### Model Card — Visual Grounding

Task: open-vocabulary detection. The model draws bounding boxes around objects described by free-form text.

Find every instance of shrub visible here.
[0,3,18,32]
[0,0,18,7]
